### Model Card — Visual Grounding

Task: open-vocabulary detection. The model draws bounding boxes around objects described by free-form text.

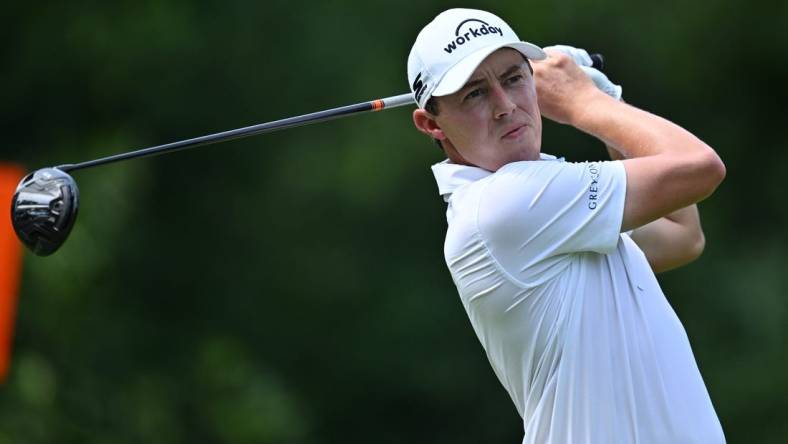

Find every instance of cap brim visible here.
[431,42,546,98]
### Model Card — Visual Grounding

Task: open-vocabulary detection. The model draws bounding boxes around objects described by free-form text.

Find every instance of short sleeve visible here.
[477,160,626,276]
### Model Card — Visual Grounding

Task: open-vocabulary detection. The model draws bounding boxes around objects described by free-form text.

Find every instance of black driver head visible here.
[11,168,79,256]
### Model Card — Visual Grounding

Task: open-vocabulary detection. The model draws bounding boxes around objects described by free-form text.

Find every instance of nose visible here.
[491,84,516,119]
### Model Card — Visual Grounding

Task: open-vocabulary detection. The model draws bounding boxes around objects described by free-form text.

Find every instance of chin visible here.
[511,143,541,163]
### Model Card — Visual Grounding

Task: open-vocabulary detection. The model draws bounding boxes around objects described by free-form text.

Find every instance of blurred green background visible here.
[1,0,786,442]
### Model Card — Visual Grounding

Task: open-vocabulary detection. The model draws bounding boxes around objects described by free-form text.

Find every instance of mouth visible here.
[501,124,527,139]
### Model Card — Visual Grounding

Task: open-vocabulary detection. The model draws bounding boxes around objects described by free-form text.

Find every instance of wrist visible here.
[568,91,621,130]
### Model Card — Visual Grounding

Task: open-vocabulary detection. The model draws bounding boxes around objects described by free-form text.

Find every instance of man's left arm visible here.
[607,145,706,273]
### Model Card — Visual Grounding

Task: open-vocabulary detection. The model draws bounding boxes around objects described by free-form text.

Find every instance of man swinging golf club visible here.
[409,8,725,443]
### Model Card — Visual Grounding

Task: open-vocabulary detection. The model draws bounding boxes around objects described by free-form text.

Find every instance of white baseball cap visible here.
[407,8,546,109]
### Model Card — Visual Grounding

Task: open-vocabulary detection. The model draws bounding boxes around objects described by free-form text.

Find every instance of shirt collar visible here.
[431,153,562,200]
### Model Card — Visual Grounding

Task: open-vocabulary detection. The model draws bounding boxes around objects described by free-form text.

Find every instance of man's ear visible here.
[413,108,474,167]
[412,109,447,141]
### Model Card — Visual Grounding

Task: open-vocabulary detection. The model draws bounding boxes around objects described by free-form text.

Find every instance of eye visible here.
[464,88,484,101]
[506,74,524,85]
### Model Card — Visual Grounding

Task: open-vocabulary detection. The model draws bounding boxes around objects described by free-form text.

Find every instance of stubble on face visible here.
[434,49,542,171]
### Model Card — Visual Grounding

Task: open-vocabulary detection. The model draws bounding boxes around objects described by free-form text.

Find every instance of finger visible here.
[542,45,593,67]
[579,66,622,99]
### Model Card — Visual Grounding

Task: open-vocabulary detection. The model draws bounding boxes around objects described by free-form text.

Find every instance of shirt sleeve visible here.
[476,160,626,276]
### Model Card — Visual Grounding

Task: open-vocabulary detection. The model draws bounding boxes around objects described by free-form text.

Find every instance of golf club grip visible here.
[590,53,604,70]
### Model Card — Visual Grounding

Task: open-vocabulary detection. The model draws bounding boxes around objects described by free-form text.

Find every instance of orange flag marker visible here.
[0,164,24,383]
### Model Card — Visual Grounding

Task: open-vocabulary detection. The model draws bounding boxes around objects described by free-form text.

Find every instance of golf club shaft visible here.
[57,93,415,173]
[55,53,603,173]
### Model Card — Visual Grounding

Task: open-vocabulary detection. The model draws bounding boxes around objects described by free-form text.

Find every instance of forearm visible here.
[660,204,702,229]
[574,93,717,163]
[606,143,625,161]
[630,206,705,273]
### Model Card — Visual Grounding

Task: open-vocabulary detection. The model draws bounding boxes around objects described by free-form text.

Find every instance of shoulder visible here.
[477,159,627,254]
[484,159,626,203]
[493,158,621,181]
[480,160,595,216]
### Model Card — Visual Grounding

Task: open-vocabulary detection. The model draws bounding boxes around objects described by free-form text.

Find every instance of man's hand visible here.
[543,45,623,100]
[532,49,608,125]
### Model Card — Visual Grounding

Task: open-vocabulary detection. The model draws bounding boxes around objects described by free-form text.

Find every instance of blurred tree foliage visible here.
[1,0,786,443]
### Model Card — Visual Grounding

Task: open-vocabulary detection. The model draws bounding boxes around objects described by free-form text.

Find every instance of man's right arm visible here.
[534,51,726,233]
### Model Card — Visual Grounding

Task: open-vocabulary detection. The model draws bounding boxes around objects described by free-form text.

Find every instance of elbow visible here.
[650,231,706,274]
[706,148,726,186]
[708,149,726,186]
[662,229,705,273]
[696,148,726,198]
[687,229,706,262]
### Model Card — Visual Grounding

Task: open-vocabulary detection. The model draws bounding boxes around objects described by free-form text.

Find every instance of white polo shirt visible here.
[432,154,724,444]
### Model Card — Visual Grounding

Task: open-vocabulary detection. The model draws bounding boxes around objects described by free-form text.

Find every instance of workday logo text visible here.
[443,18,503,54]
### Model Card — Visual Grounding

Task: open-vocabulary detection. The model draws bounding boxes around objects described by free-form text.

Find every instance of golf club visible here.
[10,54,604,257]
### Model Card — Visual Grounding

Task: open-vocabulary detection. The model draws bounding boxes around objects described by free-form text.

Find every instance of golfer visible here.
[409,8,725,443]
